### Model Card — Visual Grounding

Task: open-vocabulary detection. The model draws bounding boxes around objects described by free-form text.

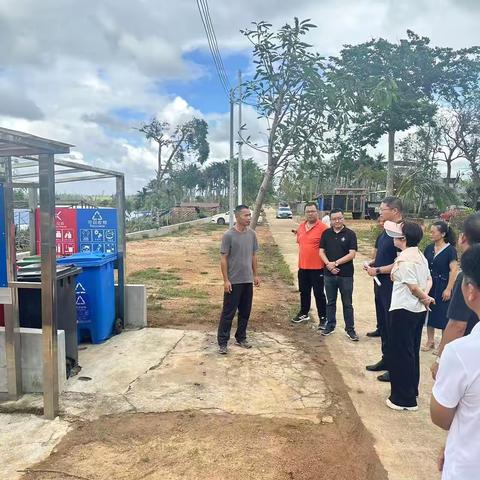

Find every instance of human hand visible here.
[326,261,336,271]
[254,276,260,287]
[442,288,452,302]
[366,266,377,277]
[291,229,297,235]
[421,296,435,311]
[224,280,232,293]
[331,268,340,275]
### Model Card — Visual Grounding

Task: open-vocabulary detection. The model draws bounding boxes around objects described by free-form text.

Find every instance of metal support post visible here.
[28,187,38,254]
[39,153,58,419]
[116,175,126,327]
[3,156,22,400]
[237,70,243,205]
[229,94,235,228]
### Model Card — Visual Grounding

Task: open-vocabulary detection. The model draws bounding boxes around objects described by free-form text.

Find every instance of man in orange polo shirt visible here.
[292,202,328,328]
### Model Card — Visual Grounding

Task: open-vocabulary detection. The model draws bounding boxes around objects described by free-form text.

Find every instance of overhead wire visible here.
[196,0,231,96]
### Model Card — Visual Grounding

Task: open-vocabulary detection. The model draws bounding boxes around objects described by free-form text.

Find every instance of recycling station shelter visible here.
[0,127,126,419]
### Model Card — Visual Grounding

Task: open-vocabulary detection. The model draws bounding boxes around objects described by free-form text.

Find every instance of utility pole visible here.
[229,91,235,228]
[237,70,243,205]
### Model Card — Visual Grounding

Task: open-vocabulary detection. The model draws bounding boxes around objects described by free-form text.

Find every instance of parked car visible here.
[211,210,263,225]
[276,206,293,219]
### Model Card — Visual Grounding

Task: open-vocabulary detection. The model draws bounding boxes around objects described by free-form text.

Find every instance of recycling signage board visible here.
[35,207,78,257]
[77,208,118,255]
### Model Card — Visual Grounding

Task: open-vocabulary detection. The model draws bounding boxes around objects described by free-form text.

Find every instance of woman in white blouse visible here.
[384,220,435,411]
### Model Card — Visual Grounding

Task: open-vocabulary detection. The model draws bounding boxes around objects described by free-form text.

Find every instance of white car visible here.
[211,211,263,225]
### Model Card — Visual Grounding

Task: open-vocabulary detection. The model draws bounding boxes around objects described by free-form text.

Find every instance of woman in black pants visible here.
[384,221,435,411]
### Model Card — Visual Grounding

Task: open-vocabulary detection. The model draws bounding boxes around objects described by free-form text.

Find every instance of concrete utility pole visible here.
[237,70,243,205]
[229,92,235,228]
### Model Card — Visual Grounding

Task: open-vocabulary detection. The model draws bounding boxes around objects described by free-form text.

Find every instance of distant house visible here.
[170,202,221,221]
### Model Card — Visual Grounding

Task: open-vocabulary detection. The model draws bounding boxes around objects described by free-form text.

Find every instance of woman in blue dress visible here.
[422,221,458,351]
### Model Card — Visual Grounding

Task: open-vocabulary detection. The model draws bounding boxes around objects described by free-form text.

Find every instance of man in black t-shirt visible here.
[365,196,403,382]
[320,209,359,341]
[431,213,480,379]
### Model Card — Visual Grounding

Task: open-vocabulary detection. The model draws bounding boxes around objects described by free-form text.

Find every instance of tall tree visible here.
[138,117,209,184]
[240,18,329,228]
[329,31,443,195]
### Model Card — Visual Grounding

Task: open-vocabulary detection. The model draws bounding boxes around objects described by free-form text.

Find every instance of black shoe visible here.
[366,360,387,372]
[218,345,228,355]
[377,371,390,382]
[346,330,359,342]
[236,339,252,349]
[291,313,310,324]
[321,326,335,336]
[317,317,327,331]
[366,329,381,338]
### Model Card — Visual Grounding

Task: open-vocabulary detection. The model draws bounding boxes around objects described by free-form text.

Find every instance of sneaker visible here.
[366,329,381,338]
[291,313,310,324]
[218,345,228,355]
[317,318,327,330]
[321,326,335,336]
[386,398,418,412]
[236,339,252,349]
[346,330,359,342]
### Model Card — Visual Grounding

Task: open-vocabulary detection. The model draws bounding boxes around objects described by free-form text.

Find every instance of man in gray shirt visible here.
[218,205,260,354]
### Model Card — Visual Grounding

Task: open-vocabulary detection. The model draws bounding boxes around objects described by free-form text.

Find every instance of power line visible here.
[196,0,231,96]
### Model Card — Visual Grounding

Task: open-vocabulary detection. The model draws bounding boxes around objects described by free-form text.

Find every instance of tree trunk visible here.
[386,130,395,196]
[157,144,162,181]
[446,160,452,185]
[251,164,275,230]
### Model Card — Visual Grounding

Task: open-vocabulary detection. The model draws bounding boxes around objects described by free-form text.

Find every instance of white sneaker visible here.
[386,398,418,412]
[291,314,310,324]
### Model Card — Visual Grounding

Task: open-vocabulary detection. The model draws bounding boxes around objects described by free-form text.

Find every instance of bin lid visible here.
[57,252,116,267]
[17,265,82,281]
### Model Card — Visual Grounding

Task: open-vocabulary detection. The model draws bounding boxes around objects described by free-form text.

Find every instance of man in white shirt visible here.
[431,243,480,479]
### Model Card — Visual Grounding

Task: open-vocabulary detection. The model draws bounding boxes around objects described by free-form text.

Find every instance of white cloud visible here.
[0,0,478,195]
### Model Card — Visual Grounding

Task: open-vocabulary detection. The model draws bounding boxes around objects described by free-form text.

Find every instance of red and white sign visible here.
[35,208,79,257]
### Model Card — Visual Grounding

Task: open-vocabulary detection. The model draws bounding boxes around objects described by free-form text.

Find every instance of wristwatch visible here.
[334,261,339,267]
[376,267,381,275]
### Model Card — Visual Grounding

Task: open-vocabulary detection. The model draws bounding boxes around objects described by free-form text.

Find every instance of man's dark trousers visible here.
[298,268,326,319]
[324,275,354,330]
[376,276,393,367]
[218,283,253,346]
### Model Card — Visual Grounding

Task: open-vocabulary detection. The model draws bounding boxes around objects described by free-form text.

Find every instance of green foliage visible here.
[241,18,330,227]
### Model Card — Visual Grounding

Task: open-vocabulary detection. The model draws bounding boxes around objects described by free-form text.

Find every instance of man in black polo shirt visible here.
[365,196,403,382]
[320,208,359,341]
[431,212,480,379]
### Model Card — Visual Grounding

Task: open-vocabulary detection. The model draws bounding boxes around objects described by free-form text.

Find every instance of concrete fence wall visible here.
[126,217,212,241]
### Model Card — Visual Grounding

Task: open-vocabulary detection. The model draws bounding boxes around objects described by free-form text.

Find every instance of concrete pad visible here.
[67,328,185,395]
[0,328,66,393]
[0,413,70,480]
[126,330,330,422]
[265,208,446,480]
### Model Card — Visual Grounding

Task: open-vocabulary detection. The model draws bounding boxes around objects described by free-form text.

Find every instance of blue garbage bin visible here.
[58,253,116,344]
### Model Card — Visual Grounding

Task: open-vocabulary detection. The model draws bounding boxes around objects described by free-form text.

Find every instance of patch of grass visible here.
[128,268,181,284]
[258,240,295,286]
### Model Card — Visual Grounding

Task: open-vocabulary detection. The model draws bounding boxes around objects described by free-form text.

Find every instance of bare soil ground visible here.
[21,222,387,480]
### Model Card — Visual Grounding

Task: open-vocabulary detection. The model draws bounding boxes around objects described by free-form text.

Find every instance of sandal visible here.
[421,342,435,352]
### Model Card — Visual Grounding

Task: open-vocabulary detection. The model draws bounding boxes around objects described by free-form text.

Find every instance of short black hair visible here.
[382,196,403,213]
[461,244,480,288]
[402,221,423,247]
[330,208,343,216]
[304,202,318,211]
[432,220,457,245]
[462,213,480,246]
[234,204,249,215]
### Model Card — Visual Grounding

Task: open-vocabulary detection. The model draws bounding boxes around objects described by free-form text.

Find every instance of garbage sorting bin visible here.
[17,264,82,370]
[16,255,41,268]
[57,253,116,344]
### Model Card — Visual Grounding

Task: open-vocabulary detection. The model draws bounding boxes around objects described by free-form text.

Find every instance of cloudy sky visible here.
[1,0,479,194]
